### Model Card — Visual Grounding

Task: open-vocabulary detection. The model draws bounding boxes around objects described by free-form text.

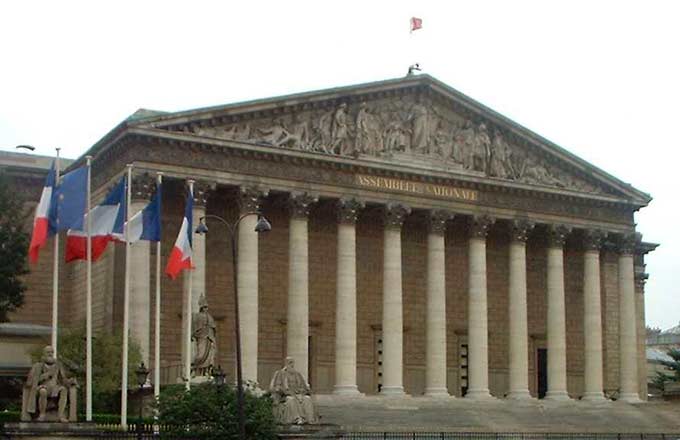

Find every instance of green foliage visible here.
[0,410,20,425]
[654,349,680,392]
[30,325,142,414]
[654,348,680,391]
[157,383,277,440]
[0,171,30,322]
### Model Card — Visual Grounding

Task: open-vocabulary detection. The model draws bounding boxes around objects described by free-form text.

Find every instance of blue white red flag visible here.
[165,186,192,279]
[113,183,162,243]
[65,176,126,262]
[28,162,56,263]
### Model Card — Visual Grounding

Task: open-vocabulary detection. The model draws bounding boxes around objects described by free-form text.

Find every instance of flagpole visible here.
[184,179,194,391]
[51,148,61,356]
[85,155,93,422]
[154,172,163,402]
[121,164,133,428]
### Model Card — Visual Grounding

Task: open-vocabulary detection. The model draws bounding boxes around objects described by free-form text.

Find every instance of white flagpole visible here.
[121,164,133,428]
[184,179,194,391]
[51,148,61,356]
[85,155,93,422]
[154,172,163,401]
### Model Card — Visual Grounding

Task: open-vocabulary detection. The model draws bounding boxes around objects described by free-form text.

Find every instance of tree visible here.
[31,325,142,414]
[653,348,680,392]
[0,171,30,322]
[157,383,277,440]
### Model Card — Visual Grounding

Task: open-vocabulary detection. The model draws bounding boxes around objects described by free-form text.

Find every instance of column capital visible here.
[383,203,411,230]
[288,192,318,219]
[238,186,269,213]
[192,180,216,208]
[337,198,365,224]
[510,219,535,243]
[546,224,571,248]
[616,232,637,256]
[131,172,156,202]
[634,270,648,290]
[469,215,495,239]
[428,210,454,235]
[583,229,606,252]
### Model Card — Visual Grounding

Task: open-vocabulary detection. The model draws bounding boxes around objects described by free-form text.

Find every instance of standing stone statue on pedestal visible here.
[21,346,77,423]
[269,357,318,425]
[192,294,216,378]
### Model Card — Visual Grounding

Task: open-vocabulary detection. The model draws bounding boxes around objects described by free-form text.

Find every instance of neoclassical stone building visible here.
[10,75,655,402]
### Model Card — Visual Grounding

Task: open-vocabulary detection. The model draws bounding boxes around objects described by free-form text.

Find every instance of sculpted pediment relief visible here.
[186,94,602,194]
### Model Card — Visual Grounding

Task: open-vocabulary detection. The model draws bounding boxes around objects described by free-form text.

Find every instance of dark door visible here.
[537,348,548,399]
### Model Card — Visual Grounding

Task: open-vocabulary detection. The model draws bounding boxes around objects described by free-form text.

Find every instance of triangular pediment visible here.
[130,75,650,205]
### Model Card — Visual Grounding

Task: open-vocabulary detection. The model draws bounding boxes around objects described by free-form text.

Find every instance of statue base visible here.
[278,423,342,439]
[3,422,96,440]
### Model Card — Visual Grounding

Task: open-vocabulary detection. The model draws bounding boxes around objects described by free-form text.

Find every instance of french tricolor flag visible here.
[165,187,193,280]
[65,176,126,262]
[113,183,162,244]
[28,162,56,264]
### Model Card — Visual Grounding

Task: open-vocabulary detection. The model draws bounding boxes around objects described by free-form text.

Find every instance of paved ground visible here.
[313,395,680,433]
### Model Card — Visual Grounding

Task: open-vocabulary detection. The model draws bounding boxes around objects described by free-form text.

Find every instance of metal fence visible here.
[340,435,680,440]
[87,427,680,440]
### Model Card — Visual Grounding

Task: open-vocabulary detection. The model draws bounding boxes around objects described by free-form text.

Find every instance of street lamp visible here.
[195,211,271,440]
[135,362,149,438]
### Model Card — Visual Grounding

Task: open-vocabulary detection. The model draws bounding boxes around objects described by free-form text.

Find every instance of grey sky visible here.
[1,1,677,329]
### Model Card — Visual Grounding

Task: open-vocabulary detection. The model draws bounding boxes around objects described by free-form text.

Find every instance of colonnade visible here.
[128,182,642,401]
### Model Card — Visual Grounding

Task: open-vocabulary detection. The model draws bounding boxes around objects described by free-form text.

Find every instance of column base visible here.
[464,389,494,400]
[380,386,406,396]
[544,390,571,401]
[581,391,607,402]
[618,393,642,403]
[423,387,451,398]
[506,390,532,400]
[333,385,363,396]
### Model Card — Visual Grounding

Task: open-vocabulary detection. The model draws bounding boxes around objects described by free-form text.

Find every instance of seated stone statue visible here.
[21,346,77,423]
[269,357,318,425]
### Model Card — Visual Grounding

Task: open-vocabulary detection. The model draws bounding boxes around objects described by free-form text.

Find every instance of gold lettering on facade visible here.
[354,174,478,201]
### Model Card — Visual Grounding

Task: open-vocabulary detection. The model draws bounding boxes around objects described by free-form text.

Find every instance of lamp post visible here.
[135,362,149,439]
[195,212,271,440]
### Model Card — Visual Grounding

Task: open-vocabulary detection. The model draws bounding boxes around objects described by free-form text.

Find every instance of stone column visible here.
[334,198,365,395]
[618,233,640,402]
[507,219,535,400]
[381,203,411,396]
[286,192,318,382]
[181,181,211,372]
[238,186,268,384]
[545,224,571,400]
[466,215,495,400]
[424,210,453,397]
[582,229,606,401]
[129,173,155,365]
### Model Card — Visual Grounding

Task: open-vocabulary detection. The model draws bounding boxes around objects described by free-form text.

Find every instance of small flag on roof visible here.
[410,17,423,33]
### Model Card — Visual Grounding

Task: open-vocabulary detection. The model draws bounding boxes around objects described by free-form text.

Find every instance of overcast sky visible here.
[1,1,678,329]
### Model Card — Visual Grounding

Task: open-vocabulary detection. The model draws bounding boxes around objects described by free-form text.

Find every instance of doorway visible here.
[537,348,547,399]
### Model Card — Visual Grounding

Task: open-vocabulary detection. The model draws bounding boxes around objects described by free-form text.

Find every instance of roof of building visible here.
[68,74,651,207]
[661,322,680,335]
[0,150,74,172]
